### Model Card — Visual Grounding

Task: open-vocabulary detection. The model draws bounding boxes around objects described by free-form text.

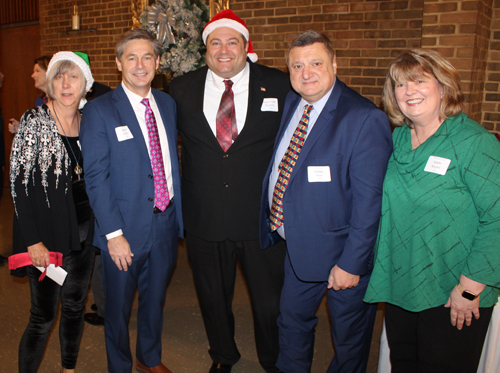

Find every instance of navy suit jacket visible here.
[260,78,392,282]
[80,84,183,252]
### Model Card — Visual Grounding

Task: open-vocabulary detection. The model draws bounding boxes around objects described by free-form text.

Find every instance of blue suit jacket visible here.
[259,78,392,282]
[80,84,183,252]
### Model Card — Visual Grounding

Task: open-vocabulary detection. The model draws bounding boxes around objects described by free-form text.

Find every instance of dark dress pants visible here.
[186,234,286,372]
[385,302,493,373]
[276,253,377,373]
[90,251,105,317]
[102,202,179,373]
[19,246,94,372]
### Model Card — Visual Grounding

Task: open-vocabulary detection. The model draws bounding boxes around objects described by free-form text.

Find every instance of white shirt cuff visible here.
[106,230,123,240]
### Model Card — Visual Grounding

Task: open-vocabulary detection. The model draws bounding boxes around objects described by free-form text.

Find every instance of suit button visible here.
[148,174,153,179]
[148,197,153,202]
[224,182,229,188]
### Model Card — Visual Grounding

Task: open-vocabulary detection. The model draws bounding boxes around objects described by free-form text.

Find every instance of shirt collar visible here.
[208,62,249,91]
[299,80,336,115]
[121,82,153,107]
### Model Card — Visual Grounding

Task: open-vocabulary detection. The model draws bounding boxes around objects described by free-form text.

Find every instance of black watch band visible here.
[457,283,479,301]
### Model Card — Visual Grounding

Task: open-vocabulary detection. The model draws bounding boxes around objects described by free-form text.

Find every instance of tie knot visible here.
[305,104,313,114]
[141,98,150,108]
[223,80,233,90]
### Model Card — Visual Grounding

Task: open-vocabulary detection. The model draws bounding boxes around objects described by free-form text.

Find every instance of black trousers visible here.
[18,246,94,372]
[90,250,105,318]
[385,303,493,373]
[186,234,286,373]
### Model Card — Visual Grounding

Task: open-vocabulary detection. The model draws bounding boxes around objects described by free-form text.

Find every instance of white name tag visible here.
[261,98,278,112]
[308,166,331,182]
[115,126,134,142]
[424,156,451,175]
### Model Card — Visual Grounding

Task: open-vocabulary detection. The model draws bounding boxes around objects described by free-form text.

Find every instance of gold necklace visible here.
[51,102,82,179]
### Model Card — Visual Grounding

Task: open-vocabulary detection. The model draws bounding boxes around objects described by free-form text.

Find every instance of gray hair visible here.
[46,60,87,101]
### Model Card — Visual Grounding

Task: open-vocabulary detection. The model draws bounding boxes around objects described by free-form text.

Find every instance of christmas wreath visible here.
[140,0,209,77]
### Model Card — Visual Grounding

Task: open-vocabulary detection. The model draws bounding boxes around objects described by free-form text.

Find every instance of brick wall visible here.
[38,0,500,131]
[233,0,424,105]
[483,0,500,131]
[422,0,493,123]
[39,0,133,88]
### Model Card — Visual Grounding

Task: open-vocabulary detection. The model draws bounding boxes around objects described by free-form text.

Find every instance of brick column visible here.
[422,0,493,123]
[483,1,500,132]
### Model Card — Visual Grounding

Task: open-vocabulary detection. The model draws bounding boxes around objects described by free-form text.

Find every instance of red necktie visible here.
[216,80,238,152]
[270,105,313,231]
[141,98,170,211]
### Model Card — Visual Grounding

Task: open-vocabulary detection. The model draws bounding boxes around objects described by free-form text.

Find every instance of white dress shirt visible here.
[268,85,335,239]
[106,83,174,240]
[203,62,250,139]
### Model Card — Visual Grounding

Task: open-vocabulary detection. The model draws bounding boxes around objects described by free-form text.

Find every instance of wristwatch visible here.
[456,283,479,301]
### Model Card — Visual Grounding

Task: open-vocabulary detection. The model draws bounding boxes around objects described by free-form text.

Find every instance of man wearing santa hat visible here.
[169,9,290,373]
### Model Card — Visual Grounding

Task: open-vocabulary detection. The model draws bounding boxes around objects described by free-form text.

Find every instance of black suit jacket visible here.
[86,81,112,101]
[170,63,290,241]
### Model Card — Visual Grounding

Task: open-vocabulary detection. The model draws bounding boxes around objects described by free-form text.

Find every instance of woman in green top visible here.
[364,49,500,372]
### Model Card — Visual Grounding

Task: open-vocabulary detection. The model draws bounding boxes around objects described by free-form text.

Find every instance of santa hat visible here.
[202,9,258,63]
[47,51,94,93]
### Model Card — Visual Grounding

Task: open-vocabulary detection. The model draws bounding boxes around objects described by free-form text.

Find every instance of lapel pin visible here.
[260,87,266,91]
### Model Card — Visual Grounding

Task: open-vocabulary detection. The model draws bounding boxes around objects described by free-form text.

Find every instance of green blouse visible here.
[364,113,500,312]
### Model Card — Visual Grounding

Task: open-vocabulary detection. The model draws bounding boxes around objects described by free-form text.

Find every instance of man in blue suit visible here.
[80,29,183,373]
[259,30,392,372]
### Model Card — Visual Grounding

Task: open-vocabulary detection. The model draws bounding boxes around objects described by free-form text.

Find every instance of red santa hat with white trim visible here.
[202,9,258,63]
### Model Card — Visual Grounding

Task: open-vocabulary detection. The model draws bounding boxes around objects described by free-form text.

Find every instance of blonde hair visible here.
[381,49,464,127]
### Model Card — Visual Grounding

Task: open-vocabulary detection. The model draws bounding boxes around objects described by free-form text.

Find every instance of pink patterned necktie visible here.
[216,80,238,152]
[141,98,170,211]
[270,104,313,231]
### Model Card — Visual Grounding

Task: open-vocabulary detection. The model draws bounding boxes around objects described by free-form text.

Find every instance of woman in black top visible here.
[10,51,95,373]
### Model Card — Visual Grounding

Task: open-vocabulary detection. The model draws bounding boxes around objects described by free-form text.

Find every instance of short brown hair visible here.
[34,56,52,72]
[382,49,465,127]
[116,29,162,61]
[286,30,335,67]
[46,60,87,101]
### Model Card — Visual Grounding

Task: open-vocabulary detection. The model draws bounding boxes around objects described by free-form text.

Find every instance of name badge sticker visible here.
[261,98,279,112]
[308,166,331,182]
[424,156,451,175]
[115,126,134,142]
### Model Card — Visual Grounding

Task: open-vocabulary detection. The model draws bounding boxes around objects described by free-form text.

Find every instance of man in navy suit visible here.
[80,29,183,373]
[260,30,392,372]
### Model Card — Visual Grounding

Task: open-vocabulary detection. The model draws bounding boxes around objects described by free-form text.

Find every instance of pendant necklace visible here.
[52,102,83,180]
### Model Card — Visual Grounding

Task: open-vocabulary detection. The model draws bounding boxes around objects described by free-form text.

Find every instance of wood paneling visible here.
[0,0,39,25]
[0,24,41,187]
